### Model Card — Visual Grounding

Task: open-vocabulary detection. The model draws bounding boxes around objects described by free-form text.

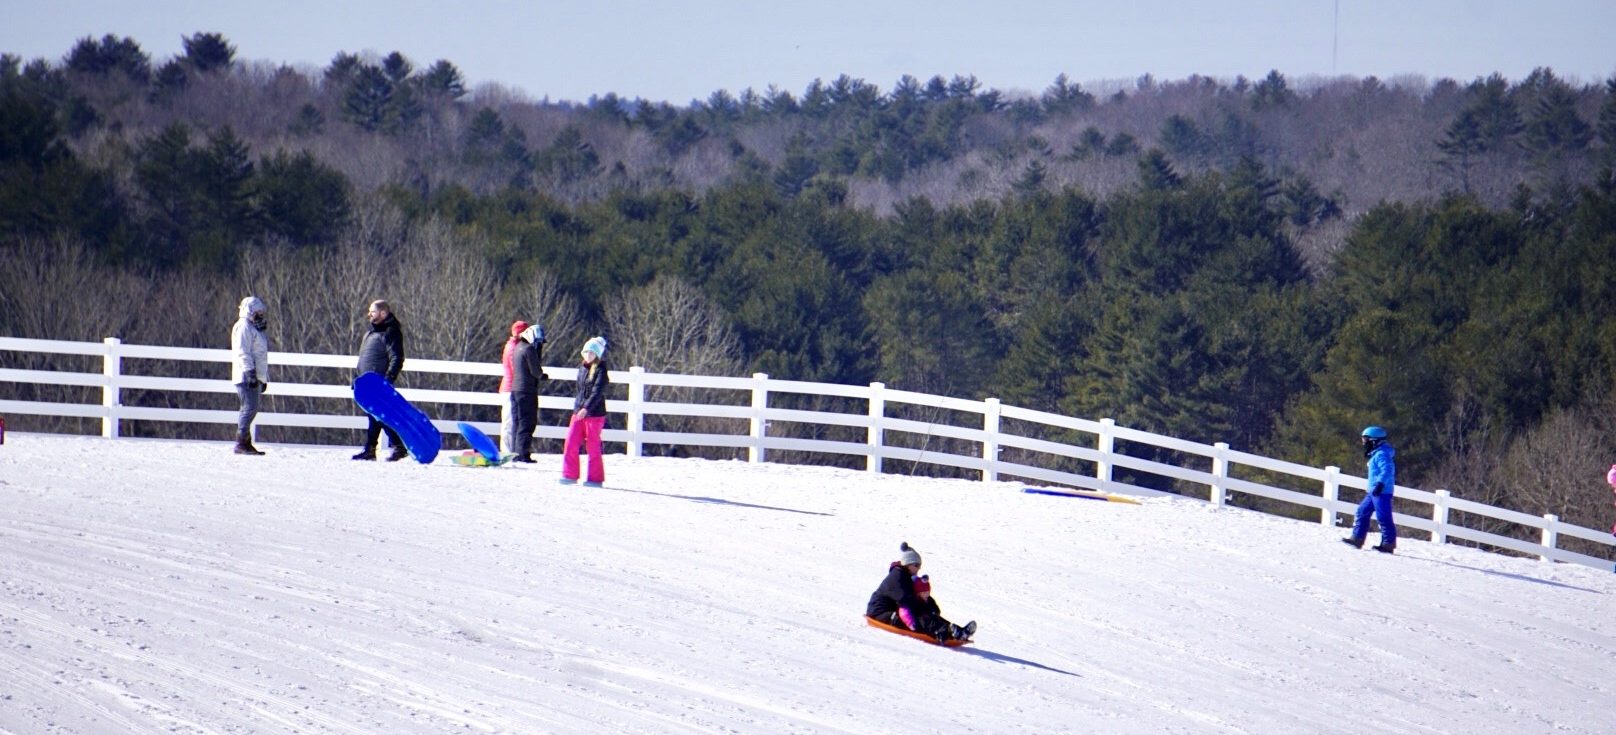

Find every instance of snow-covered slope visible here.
[1,433,1611,734]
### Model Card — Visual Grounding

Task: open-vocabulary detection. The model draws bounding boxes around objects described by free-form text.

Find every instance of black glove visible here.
[258,379,268,394]
[1370,483,1385,497]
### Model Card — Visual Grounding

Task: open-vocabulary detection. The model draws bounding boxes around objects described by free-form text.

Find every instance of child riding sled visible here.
[865,542,975,643]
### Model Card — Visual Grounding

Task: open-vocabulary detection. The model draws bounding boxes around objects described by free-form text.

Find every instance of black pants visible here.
[512,392,538,455]
[364,416,403,451]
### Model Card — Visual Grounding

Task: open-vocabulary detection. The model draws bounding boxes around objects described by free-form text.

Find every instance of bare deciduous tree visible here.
[495,267,586,371]
[1494,406,1616,552]
[0,236,152,433]
[604,275,745,456]
[0,236,149,342]
[239,239,387,357]
[390,217,501,367]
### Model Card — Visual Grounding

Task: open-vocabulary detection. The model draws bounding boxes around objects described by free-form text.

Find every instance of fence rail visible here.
[3,336,1612,571]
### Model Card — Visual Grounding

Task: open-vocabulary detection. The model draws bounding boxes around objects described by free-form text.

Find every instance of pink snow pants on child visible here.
[562,414,606,483]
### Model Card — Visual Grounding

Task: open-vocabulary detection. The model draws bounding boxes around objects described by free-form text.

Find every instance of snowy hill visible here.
[1,433,1612,734]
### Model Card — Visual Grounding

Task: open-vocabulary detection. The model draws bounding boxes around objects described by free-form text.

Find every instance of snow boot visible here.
[558,477,578,486]
[386,446,409,462]
[1373,542,1396,554]
[513,454,535,463]
[1341,536,1365,549]
[233,431,265,456]
[352,448,377,461]
[959,620,976,640]
[583,481,604,488]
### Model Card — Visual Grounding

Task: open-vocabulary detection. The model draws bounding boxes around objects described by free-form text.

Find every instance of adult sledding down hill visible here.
[865,542,975,644]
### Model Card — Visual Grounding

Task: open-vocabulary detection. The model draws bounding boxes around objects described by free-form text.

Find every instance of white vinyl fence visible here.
[2,336,1613,571]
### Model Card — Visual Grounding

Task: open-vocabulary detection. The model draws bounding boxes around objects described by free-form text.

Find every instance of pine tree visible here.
[342,65,392,132]
[181,32,235,73]
[381,52,413,85]
[1137,149,1180,190]
[1468,74,1521,151]
[418,60,466,100]
[1251,70,1295,111]
[1160,115,1207,159]
[1437,109,1485,193]
[256,150,350,246]
[197,126,255,238]
[323,52,363,89]
[1521,79,1592,156]
[1011,160,1047,197]
[772,134,819,198]
[65,34,150,82]
[1041,73,1095,116]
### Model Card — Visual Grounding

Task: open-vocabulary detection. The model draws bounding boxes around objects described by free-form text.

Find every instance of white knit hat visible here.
[898,541,921,567]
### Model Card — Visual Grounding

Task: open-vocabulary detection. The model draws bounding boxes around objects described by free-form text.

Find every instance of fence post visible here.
[982,398,1001,483]
[1432,490,1451,544]
[867,382,884,473]
[1096,418,1115,489]
[627,366,645,458]
[1211,442,1229,506]
[102,337,122,439]
[1321,466,1340,526]
[749,372,768,464]
[1541,514,1558,562]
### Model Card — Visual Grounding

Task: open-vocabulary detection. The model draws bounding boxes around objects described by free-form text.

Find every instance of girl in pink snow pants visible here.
[562,336,610,486]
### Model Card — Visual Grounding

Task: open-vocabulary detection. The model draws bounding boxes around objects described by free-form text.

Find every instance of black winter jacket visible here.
[573,360,610,417]
[510,339,544,395]
[865,562,924,618]
[357,314,405,381]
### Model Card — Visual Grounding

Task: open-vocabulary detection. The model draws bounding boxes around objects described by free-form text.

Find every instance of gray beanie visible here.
[898,542,921,567]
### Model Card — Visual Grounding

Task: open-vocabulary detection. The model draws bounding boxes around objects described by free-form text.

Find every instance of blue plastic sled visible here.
[1022,487,1142,505]
[352,372,441,464]
[456,421,501,462]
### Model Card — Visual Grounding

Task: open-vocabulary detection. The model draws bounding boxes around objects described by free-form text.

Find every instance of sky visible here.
[1,432,1613,733]
[4,0,1614,104]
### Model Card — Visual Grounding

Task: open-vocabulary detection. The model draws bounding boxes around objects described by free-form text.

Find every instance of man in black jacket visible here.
[509,324,545,462]
[353,300,408,461]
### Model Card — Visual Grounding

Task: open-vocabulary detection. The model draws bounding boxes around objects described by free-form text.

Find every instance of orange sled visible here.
[865,615,971,647]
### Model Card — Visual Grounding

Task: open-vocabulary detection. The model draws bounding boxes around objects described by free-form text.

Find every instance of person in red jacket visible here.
[499,320,529,454]
[508,324,545,463]
[865,542,974,643]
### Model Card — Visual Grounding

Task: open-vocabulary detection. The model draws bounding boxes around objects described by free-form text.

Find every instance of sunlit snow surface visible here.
[1,433,1611,734]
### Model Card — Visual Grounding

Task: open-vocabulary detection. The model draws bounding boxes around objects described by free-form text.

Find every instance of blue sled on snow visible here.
[450,421,508,467]
[352,372,441,464]
[457,421,501,462]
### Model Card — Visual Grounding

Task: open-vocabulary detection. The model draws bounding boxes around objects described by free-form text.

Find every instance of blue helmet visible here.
[1361,425,1388,439]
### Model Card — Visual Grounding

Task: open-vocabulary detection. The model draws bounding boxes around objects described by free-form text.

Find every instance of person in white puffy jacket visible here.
[231,296,270,455]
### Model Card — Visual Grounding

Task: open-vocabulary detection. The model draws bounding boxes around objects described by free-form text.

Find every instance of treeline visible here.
[4,33,1613,260]
[3,33,1616,553]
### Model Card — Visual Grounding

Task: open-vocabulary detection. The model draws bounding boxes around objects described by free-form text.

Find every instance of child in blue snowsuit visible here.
[1343,426,1398,553]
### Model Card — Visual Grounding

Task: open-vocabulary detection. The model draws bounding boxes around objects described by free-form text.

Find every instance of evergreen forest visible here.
[4,33,1616,547]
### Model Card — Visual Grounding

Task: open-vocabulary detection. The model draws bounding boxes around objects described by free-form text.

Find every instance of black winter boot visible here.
[386,446,410,462]
[1341,536,1365,549]
[352,448,377,460]
[234,430,265,456]
[1373,542,1396,554]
